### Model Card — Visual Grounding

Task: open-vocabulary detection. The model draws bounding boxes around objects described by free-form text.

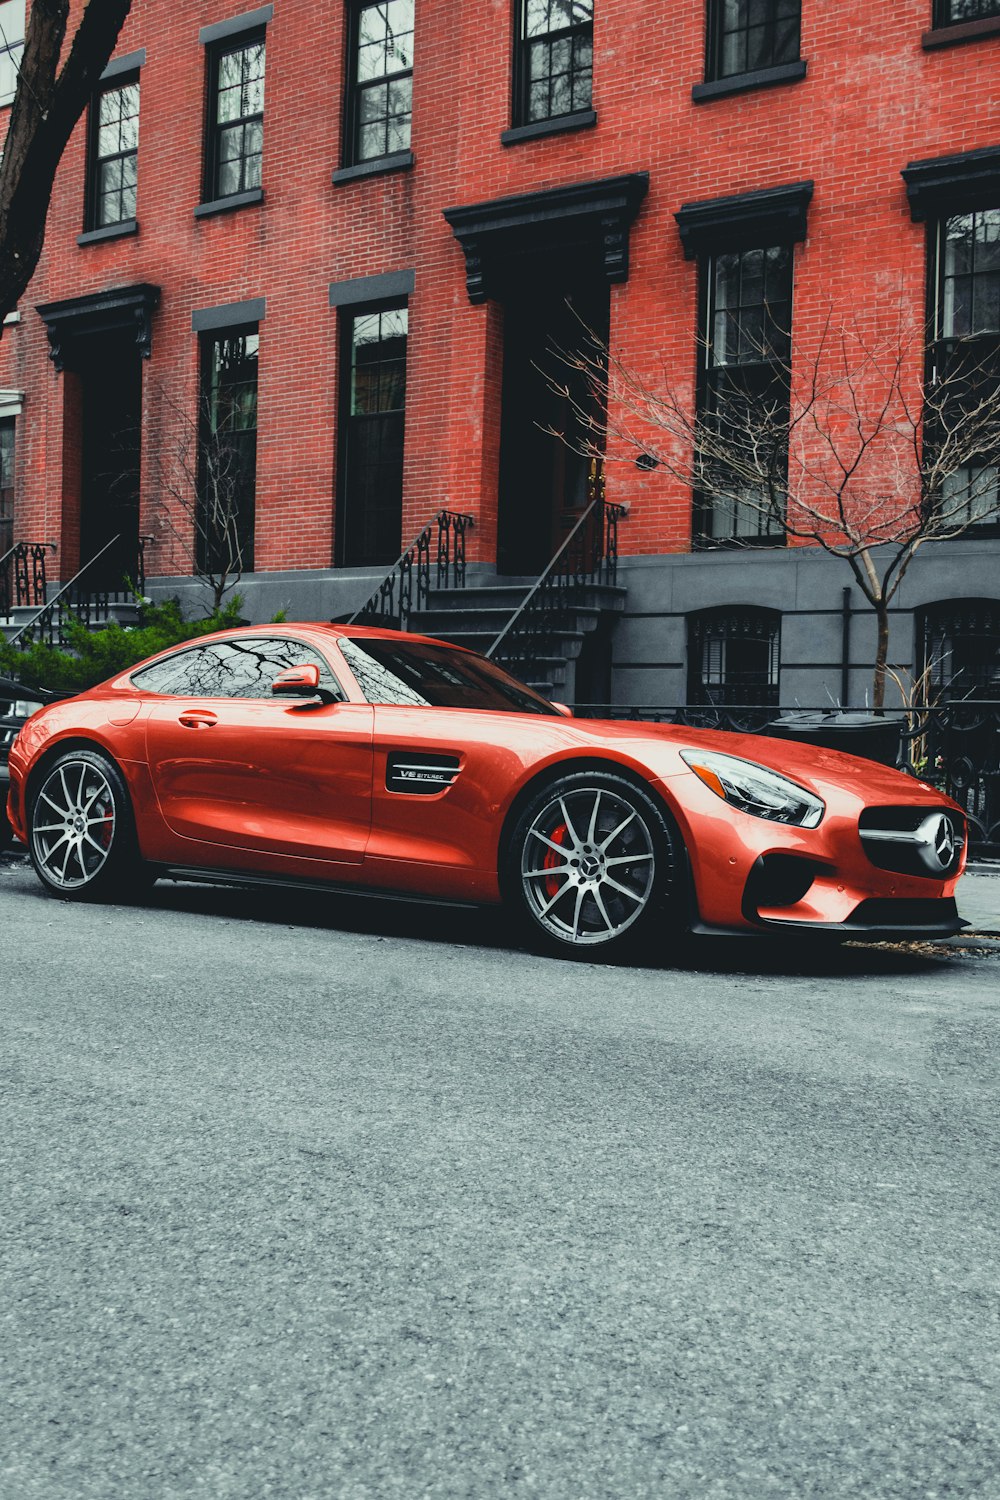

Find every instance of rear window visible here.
[338,637,559,715]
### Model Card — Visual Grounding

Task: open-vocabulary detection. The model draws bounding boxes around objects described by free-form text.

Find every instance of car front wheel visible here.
[506,771,682,958]
[28,749,144,901]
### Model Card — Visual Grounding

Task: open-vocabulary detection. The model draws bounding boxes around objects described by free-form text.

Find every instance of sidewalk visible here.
[957,865,1000,936]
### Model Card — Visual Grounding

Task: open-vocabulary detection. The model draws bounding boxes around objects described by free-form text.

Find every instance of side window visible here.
[131,643,236,696]
[132,638,344,699]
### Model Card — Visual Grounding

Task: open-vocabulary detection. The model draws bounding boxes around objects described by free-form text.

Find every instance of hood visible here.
[569,716,952,806]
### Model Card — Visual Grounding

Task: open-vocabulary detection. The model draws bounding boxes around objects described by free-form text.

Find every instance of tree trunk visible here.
[872,601,890,712]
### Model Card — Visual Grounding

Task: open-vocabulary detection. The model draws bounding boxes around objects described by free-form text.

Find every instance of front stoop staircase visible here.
[411,576,625,701]
[1,536,148,648]
[350,499,628,704]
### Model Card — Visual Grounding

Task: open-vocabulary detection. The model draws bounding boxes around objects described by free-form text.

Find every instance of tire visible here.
[504,770,684,959]
[28,749,146,902]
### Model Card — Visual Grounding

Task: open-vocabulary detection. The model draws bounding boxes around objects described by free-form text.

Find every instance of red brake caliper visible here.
[543,821,568,900]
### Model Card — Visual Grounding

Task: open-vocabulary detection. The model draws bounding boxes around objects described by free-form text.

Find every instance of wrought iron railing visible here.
[0,541,51,618]
[347,510,474,630]
[6,534,151,649]
[486,497,626,672]
[573,700,1000,859]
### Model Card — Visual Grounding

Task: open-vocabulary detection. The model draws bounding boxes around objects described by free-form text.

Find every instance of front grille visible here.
[859,806,965,878]
[849,897,961,933]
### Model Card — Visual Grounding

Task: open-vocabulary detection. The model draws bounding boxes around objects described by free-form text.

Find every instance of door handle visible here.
[178,709,218,729]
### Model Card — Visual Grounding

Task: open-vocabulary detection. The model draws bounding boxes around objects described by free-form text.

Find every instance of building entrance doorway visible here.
[496,264,609,577]
[77,332,142,591]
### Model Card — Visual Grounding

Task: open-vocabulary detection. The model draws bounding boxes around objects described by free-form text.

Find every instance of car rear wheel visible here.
[28,750,144,901]
[506,771,682,958]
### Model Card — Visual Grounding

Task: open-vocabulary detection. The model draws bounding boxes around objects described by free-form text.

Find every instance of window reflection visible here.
[132,636,343,699]
[339,636,559,714]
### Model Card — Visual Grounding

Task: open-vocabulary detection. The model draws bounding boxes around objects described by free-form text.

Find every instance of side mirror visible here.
[552,701,574,718]
[271,663,339,707]
[272,663,321,696]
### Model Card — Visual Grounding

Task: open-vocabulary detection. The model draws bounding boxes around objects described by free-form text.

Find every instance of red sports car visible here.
[5,623,967,956]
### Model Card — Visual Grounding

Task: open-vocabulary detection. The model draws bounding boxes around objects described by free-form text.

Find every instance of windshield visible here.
[339,637,560,715]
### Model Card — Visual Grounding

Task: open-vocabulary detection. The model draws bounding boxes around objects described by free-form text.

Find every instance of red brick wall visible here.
[1,0,997,579]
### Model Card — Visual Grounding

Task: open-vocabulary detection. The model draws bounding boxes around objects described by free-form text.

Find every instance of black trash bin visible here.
[764,711,902,767]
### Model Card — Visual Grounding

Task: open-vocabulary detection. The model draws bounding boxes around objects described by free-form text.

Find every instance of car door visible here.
[140,636,373,866]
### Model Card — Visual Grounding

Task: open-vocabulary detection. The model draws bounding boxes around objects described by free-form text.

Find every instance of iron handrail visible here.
[7,533,123,648]
[486,498,624,660]
[346,509,474,629]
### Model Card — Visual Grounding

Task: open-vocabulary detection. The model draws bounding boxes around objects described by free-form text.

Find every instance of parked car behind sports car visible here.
[4,625,967,956]
[0,677,68,850]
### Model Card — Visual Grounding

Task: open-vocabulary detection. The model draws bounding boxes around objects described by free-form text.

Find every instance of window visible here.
[132,637,344,699]
[929,208,1000,532]
[205,31,265,201]
[688,608,781,707]
[337,305,407,566]
[921,600,1000,699]
[695,243,792,545]
[933,1,1000,23]
[0,416,13,557]
[706,0,800,82]
[338,636,559,714]
[86,76,139,230]
[345,0,413,165]
[513,0,593,127]
[199,328,259,575]
[935,208,1000,341]
[0,0,24,105]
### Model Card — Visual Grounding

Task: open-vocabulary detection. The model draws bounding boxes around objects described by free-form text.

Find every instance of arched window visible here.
[688,607,781,706]
[920,599,1000,700]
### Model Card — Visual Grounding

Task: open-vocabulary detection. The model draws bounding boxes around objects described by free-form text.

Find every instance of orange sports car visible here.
[5,623,967,957]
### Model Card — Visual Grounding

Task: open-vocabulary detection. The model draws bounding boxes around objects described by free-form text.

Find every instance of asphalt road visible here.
[2,854,998,1500]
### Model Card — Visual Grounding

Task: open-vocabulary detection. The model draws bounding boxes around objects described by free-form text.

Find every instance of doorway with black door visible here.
[77,330,143,592]
[496,260,609,577]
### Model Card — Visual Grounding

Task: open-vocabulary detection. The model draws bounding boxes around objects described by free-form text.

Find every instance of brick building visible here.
[1,0,999,708]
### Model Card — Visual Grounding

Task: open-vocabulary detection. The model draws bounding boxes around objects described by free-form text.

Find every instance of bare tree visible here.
[548,309,1000,708]
[146,383,253,612]
[0,0,133,328]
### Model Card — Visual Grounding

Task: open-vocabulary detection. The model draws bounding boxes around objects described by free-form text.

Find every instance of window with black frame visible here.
[204,30,265,201]
[933,1,1000,25]
[0,417,13,557]
[688,607,781,707]
[85,75,139,230]
[344,0,413,165]
[705,0,800,82]
[921,600,1000,699]
[337,305,407,566]
[929,207,1000,532]
[0,0,24,106]
[199,328,259,576]
[694,243,792,546]
[513,0,593,127]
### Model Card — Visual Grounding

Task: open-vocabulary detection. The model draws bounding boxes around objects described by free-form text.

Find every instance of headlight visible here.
[680,749,825,828]
[11,701,38,719]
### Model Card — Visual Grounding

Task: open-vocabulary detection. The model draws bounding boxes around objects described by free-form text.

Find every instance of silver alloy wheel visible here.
[31,759,117,890]
[520,785,656,947]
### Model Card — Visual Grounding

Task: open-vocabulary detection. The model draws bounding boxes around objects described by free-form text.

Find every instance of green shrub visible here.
[0,595,246,692]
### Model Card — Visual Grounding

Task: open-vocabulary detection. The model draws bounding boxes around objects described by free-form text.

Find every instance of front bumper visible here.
[657,772,966,941]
